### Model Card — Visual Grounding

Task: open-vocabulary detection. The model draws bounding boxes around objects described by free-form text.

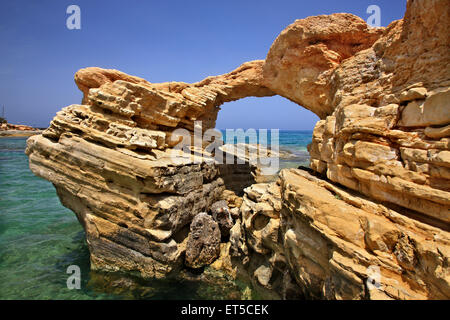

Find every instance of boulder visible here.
[185,213,221,269]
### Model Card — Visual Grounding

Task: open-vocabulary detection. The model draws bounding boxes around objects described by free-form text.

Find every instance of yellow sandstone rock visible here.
[25,0,449,299]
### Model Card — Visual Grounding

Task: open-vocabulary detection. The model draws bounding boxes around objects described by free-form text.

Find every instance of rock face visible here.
[25,61,271,279]
[185,213,221,269]
[27,133,226,278]
[26,0,449,299]
[70,60,273,136]
[234,168,449,300]
[278,169,449,299]
[263,13,383,119]
[292,0,450,227]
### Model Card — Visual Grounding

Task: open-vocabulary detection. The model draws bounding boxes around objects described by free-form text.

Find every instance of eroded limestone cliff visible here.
[26,0,449,299]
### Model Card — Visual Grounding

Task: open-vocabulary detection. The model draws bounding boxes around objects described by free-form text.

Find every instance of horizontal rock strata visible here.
[272,0,450,227]
[26,0,449,299]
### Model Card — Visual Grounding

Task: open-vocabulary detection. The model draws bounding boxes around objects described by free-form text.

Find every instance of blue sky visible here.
[0,0,406,129]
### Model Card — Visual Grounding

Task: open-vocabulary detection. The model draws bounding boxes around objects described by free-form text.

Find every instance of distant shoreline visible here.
[0,129,44,138]
[0,130,43,137]
[0,122,44,137]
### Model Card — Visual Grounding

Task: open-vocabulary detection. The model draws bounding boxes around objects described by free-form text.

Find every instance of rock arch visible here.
[33,6,449,229]
[73,60,275,137]
[64,12,383,152]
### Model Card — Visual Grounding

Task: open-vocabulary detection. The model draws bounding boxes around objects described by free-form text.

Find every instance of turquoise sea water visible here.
[220,129,312,169]
[0,131,312,299]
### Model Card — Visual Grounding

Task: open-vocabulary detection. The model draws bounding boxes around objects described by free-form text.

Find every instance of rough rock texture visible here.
[222,0,449,299]
[185,213,221,269]
[26,0,449,299]
[293,0,450,226]
[278,169,449,299]
[263,13,383,119]
[232,169,450,299]
[239,182,299,298]
[70,60,273,136]
[238,0,449,299]
[210,200,234,238]
[26,133,226,277]
[25,61,272,279]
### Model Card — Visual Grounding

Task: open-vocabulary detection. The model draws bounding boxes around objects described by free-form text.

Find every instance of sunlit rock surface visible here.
[26,0,449,299]
[303,0,450,225]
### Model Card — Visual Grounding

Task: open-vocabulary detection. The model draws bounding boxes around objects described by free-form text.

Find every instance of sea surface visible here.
[0,131,312,299]
[220,129,312,169]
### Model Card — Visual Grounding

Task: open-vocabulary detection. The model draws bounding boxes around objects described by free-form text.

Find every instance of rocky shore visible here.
[0,123,42,137]
[26,0,449,299]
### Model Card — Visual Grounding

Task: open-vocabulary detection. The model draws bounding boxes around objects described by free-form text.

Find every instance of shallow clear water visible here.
[221,129,312,170]
[0,137,102,299]
[277,130,312,169]
[0,131,312,299]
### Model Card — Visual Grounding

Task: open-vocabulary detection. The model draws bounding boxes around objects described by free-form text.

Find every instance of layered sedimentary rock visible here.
[27,134,225,277]
[263,13,383,119]
[25,60,274,279]
[26,0,449,299]
[276,0,450,226]
[240,169,449,299]
[71,60,273,136]
[240,0,448,299]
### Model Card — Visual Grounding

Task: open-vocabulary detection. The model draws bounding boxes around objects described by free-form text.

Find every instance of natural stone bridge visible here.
[26,0,449,299]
